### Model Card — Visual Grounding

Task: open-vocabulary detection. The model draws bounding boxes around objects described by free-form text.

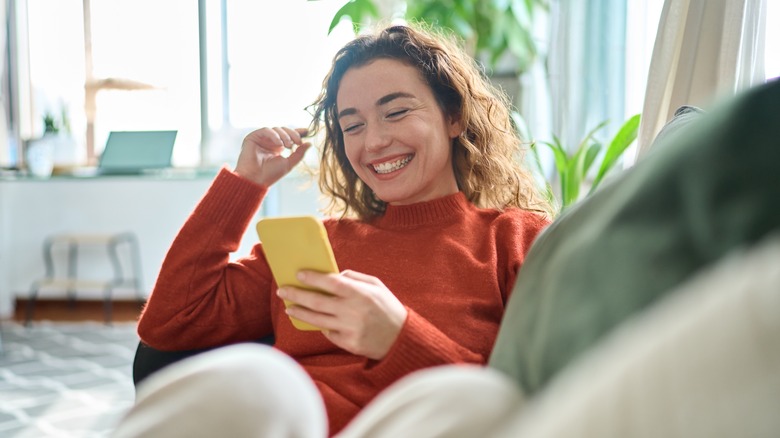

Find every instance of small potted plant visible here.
[43,112,60,135]
[25,113,58,177]
[26,108,76,177]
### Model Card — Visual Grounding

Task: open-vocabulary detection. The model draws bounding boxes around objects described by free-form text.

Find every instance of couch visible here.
[488,79,780,436]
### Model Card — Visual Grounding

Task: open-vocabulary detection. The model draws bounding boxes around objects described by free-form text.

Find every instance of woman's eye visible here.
[387,109,408,118]
[342,123,362,133]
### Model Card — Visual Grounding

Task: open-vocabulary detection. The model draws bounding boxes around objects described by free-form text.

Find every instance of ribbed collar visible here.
[373,192,471,229]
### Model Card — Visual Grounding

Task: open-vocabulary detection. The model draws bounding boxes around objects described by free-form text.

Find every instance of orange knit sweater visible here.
[138,168,548,435]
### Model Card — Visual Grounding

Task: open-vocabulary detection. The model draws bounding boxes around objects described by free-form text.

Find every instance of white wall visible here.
[0,171,322,318]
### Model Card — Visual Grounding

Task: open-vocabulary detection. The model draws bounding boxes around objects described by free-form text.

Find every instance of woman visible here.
[124,24,550,437]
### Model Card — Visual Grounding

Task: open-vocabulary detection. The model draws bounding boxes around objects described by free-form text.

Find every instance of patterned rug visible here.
[0,321,139,438]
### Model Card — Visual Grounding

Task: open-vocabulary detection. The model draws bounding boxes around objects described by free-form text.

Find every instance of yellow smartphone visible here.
[256,216,339,331]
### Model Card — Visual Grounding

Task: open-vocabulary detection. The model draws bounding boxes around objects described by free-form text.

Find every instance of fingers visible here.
[234,126,311,187]
[278,286,336,311]
[295,270,359,298]
[242,128,283,153]
[340,269,384,286]
[272,127,294,149]
[273,127,310,149]
[244,126,309,150]
[284,301,339,332]
[285,142,310,170]
[277,287,340,329]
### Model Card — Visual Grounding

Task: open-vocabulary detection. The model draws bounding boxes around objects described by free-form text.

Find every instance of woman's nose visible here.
[364,123,391,152]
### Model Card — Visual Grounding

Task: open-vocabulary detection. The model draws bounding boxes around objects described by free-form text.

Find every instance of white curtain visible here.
[0,0,9,167]
[544,0,628,151]
[520,0,628,183]
[635,0,767,160]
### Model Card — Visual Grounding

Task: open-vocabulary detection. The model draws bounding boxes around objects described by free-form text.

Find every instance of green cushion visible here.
[489,80,780,394]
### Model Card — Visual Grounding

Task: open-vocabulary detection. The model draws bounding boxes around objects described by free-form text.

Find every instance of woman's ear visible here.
[448,115,463,139]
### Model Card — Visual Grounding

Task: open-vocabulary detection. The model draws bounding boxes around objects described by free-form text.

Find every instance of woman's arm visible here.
[137,169,276,351]
[139,127,312,351]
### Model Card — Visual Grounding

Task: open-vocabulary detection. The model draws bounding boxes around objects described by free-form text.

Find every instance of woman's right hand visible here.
[234,127,311,187]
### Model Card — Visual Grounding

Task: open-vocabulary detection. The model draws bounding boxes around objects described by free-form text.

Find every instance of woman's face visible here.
[336,58,462,206]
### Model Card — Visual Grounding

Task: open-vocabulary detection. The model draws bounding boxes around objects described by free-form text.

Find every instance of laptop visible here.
[97,130,177,175]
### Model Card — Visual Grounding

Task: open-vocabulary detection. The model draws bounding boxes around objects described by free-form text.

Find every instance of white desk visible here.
[0,170,323,318]
[0,173,216,318]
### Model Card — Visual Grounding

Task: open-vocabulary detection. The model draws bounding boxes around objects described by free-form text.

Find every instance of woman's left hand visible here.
[277,270,408,360]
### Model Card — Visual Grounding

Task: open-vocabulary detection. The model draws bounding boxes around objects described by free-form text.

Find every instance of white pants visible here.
[114,236,780,438]
[113,343,327,438]
[113,344,522,438]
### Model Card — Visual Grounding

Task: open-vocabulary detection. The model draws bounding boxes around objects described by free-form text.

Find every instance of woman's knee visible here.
[339,365,525,438]
[116,344,327,438]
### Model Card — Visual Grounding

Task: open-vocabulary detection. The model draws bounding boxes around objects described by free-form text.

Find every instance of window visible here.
[15,0,352,168]
[10,0,778,170]
[202,0,353,165]
[22,0,200,165]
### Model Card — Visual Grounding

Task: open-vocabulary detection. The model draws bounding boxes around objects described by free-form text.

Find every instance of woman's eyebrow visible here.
[337,108,357,119]
[376,92,415,106]
[337,92,415,120]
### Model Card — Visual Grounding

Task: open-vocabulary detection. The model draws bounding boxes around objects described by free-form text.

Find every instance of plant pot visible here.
[26,134,57,178]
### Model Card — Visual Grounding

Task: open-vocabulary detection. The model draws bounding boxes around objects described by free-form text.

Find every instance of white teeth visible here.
[373,155,412,174]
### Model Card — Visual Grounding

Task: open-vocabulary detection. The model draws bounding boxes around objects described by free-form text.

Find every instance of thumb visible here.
[286,142,312,169]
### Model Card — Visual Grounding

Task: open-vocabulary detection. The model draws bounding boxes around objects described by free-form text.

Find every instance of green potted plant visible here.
[514,112,641,212]
[315,0,547,74]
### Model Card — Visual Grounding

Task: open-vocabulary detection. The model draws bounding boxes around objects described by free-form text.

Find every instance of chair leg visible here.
[103,286,113,326]
[25,290,39,326]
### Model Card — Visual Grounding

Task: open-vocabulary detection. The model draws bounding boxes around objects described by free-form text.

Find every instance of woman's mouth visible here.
[372,155,413,174]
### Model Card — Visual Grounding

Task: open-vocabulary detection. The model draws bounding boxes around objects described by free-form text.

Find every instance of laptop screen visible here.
[98,131,177,174]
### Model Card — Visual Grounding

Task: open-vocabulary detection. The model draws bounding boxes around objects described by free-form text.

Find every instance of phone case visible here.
[256,216,339,331]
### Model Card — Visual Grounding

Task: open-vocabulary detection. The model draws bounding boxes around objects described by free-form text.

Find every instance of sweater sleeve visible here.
[362,308,486,385]
[137,168,276,351]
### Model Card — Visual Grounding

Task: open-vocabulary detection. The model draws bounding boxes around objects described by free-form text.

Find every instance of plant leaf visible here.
[541,138,572,206]
[327,0,379,35]
[528,141,554,203]
[591,113,640,192]
[563,140,594,207]
[543,137,569,178]
[582,142,602,176]
[577,119,609,152]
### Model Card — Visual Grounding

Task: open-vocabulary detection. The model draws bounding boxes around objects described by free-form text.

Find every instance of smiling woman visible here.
[116,23,552,437]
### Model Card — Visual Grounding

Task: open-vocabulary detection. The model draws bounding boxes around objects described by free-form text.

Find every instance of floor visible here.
[1,300,141,437]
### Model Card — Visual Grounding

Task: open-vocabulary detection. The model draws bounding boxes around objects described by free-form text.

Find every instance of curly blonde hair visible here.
[309,23,551,220]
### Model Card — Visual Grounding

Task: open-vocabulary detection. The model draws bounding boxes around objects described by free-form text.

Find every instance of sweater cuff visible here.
[193,167,268,233]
